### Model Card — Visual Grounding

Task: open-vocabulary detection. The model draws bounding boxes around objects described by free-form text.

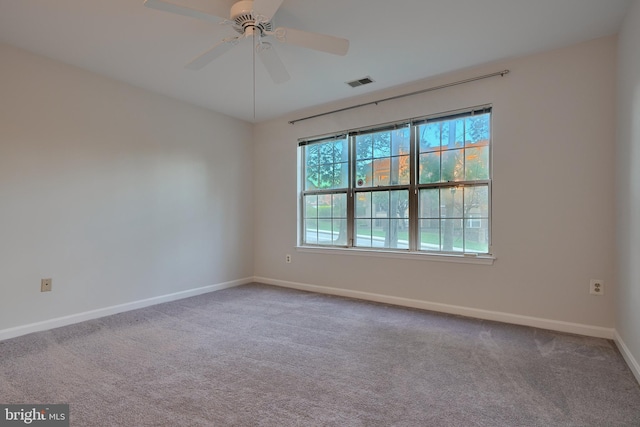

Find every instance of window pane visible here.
[305,166,318,190]
[393,190,409,219]
[332,194,347,218]
[317,216,332,242]
[316,151,335,188]
[304,144,319,190]
[419,152,441,184]
[303,145,318,190]
[333,139,348,162]
[314,167,334,189]
[391,128,411,155]
[440,187,463,218]
[440,219,463,252]
[391,155,410,185]
[465,146,489,180]
[356,219,372,247]
[373,159,390,186]
[355,160,372,188]
[465,114,490,146]
[464,222,489,253]
[374,219,390,247]
[419,218,440,250]
[372,191,390,218]
[315,194,332,218]
[304,195,317,218]
[418,122,441,152]
[442,118,464,150]
[329,164,340,189]
[419,189,440,218]
[318,142,333,163]
[463,185,489,254]
[304,219,318,244]
[441,149,464,182]
[333,162,349,188]
[372,132,391,159]
[356,135,373,160]
[356,192,371,218]
[418,188,441,251]
[464,186,489,218]
[333,219,348,246]
[390,219,409,249]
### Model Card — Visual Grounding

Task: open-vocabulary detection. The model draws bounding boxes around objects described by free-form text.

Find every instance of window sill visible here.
[296,246,495,265]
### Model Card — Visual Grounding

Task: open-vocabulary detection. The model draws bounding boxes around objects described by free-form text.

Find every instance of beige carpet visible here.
[1,283,639,426]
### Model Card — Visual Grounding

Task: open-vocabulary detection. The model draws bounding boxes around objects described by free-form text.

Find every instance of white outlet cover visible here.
[590,279,604,295]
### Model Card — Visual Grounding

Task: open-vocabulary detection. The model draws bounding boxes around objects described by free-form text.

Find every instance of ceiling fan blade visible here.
[186,37,241,70]
[256,42,290,84]
[273,27,349,56]
[252,0,284,21]
[144,0,228,24]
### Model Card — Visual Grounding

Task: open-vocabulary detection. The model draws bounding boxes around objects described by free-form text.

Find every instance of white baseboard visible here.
[614,331,640,384]
[0,277,251,342]
[254,276,615,340]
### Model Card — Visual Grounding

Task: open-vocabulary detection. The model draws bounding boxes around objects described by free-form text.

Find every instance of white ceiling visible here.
[0,0,632,123]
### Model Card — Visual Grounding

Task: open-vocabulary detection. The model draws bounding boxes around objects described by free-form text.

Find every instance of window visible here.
[300,106,491,255]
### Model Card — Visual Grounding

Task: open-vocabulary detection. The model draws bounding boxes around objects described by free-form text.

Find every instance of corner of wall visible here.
[615,330,640,384]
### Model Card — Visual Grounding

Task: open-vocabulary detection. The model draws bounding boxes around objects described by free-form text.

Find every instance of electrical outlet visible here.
[285,254,292,263]
[41,278,52,292]
[590,279,604,296]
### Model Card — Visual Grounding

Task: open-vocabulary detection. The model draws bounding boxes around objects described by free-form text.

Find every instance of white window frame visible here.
[298,105,493,262]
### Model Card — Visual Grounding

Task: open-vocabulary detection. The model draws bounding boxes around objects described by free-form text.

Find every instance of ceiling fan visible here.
[144,0,350,83]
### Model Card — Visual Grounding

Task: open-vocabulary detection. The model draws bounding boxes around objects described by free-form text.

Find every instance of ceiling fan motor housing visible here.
[231,0,272,35]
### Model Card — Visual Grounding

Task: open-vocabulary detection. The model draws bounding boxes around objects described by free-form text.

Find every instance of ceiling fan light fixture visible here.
[230,0,254,19]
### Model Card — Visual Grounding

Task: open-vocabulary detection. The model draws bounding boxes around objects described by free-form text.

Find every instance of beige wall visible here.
[616,0,640,376]
[254,36,618,332]
[0,43,254,332]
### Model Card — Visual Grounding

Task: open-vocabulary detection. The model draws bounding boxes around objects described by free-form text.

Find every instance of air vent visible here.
[346,76,375,88]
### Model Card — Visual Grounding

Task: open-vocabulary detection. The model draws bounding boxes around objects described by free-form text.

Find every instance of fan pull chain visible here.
[252,31,256,121]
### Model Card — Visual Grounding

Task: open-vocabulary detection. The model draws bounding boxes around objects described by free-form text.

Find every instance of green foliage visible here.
[305,139,348,190]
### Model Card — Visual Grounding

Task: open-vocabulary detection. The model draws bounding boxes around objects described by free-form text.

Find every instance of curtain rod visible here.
[288,69,510,125]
